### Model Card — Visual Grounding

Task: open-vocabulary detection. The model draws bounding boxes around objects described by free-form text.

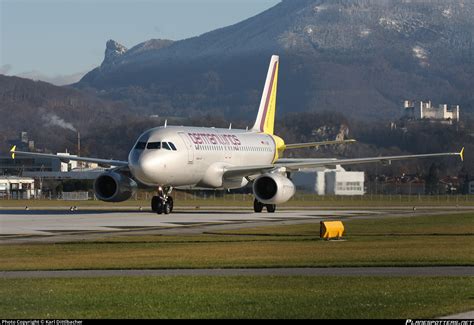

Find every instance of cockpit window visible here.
[169,142,177,151]
[147,142,161,150]
[162,142,171,150]
[135,142,146,150]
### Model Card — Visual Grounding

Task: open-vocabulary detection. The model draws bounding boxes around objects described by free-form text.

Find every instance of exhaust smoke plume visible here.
[41,111,77,132]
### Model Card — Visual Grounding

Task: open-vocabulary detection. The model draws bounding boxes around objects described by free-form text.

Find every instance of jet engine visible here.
[93,171,137,202]
[252,173,296,205]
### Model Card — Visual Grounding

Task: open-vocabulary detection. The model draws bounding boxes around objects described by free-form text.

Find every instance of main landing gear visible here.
[151,189,274,215]
[151,186,174,214]
[253,198,276,213]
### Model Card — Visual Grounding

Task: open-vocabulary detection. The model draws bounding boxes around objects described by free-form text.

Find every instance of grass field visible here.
[0,277,473,319]
[0,212,472,318]
[1,213,472,271]
[2,193,474,208]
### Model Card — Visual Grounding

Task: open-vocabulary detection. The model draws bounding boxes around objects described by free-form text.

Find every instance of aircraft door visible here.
[178,132,194,164]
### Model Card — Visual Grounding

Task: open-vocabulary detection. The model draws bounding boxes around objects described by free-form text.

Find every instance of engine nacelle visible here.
[93,172,137,202]
[252,173,296,205]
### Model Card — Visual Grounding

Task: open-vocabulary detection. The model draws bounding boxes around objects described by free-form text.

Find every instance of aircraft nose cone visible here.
[129,152,157,185]
[138,156,156,183]
[140,156,154,173]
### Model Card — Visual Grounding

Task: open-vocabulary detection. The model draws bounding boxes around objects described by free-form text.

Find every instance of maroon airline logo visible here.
[188,133,241,146]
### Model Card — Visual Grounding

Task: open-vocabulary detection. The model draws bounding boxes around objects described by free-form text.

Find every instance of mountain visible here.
[77,0,474,120]
[0,76,469,174]
[101,39,174,69]
[0,75,132,158]
[15,70,87,86]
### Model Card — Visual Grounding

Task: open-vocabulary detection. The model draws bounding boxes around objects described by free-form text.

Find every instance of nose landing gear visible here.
[151,186,174,214]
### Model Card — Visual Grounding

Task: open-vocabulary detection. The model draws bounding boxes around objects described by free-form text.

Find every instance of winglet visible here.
[10,145,16,159]
[460,147,465,162]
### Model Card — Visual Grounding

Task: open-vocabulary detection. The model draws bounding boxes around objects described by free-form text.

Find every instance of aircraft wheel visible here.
[151,196,159,212]
[163,202,171,215]
[266,204,276,213]
[156,201,164,215]
[167,196,174,213]
[254,199,264,213]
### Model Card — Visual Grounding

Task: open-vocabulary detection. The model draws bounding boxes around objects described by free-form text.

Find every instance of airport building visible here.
[0,133,105,198]
[0,176,37,199]
[292,167,365,195]
[0,154,61,175]
[59,152,79,172]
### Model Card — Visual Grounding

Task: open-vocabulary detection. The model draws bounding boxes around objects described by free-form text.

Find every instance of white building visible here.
[58,152,78,172]
[292,166,365,195]
[57,152,100,171]
[325,170,365,195]
[0,176,37,199]
[403,100,460,123]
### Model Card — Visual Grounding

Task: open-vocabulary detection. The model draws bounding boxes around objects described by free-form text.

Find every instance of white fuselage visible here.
[128,126,276,189]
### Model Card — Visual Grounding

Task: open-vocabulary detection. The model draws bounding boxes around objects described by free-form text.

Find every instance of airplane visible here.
[10,55,464,214]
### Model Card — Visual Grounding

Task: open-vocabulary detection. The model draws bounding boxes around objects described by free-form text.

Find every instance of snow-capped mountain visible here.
[77,0,474,120]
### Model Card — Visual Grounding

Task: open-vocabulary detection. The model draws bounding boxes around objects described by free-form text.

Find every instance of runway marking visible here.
[1,267,473,278]
[2,207,470,244]
[0,209,380,239]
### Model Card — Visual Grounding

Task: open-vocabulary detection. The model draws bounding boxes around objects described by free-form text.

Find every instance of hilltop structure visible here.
[403,100,460,124]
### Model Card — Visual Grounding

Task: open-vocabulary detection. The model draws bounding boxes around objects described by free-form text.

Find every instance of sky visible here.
[0,0,280,84]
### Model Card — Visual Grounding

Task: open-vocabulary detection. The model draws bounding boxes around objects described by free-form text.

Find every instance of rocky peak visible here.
[126,39,174,57]
[102,40,128,68]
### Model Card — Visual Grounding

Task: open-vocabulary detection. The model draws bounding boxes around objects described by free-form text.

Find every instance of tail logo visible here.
[252,55,279,135]
[259,60,279,133]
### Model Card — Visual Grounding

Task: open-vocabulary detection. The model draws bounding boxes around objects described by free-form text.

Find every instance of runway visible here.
[0,208,382,244]
[0,206,470,244]
[2,266,473,278]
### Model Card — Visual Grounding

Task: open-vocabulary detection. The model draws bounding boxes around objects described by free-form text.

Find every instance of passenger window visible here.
[169,142,177,151]
[162,142,171,150]
[147,142,161,150]
[135,142,146,150]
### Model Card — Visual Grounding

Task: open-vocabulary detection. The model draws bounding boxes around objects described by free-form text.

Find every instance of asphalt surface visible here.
[0,208,382,244]
[1,266,473,278]
[1,206,470,244]
[440,311,474,319]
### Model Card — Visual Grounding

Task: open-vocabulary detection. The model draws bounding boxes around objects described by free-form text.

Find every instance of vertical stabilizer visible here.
[252,55,279,134]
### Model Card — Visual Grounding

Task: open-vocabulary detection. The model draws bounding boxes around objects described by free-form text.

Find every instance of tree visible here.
[425,163,440,195]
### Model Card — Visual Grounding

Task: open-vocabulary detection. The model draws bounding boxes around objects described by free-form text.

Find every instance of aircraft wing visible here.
[278,149,464,171]
[223,165,275,179]
[284,139,356,150]
[275,158,338,164]
[10,146,128,167]
[223,149,464,178]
